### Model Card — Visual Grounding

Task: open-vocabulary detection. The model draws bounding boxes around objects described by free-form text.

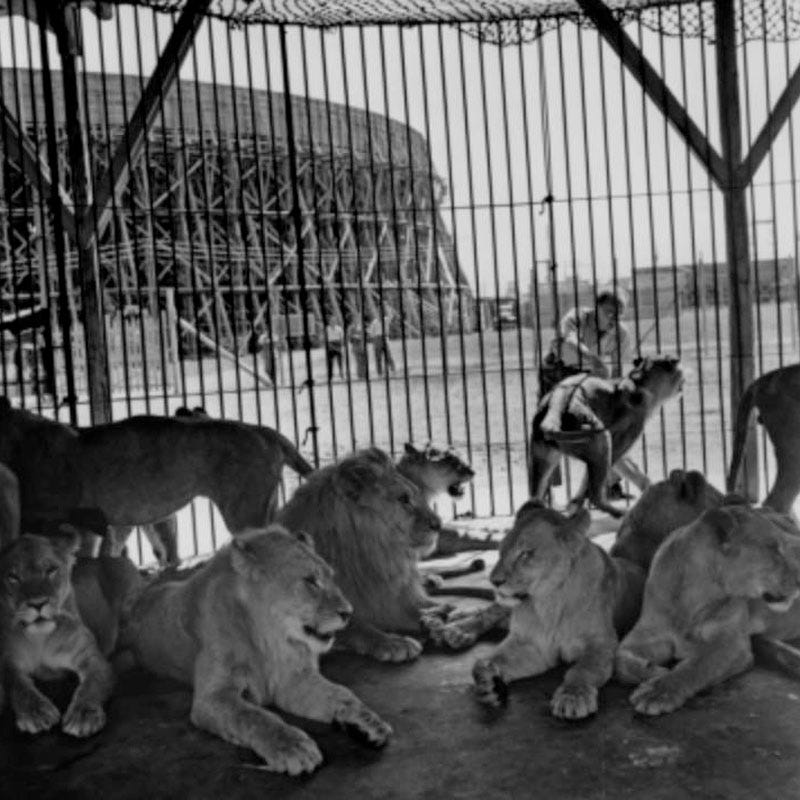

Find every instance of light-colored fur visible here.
[276,448,449,663]
[0,533,114,737]
[616,504,800,716]
[611,469,726,569]
[120,524,392,775]
[472,500,644,719]
[397,442,475,504]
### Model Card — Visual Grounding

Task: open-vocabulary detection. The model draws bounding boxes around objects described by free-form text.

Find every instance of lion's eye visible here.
[46,566,58,579]
[304,575,320,590]
[399,493,412,505]
[7,573,20,585]
[523,549,536,561]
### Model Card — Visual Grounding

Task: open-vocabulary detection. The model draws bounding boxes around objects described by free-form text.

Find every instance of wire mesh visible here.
[0,2,799,563]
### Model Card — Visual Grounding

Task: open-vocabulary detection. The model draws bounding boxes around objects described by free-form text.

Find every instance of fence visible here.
[1,1,799,562]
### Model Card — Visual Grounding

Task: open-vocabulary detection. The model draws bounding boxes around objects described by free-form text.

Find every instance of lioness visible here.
[616,504,800,716]
[610,468,725,569]
[397,442,475,504]
[529,355,684,517]
[276,448,450,663]
[120,524,392,776]
[0,532,114,737]
[472,500,644,719]
[726,363,800,512]
[0,399,312,562]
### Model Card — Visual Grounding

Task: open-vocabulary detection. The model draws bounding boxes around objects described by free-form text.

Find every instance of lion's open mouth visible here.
[448,483,466,498]
[763,589,800,613]
[303,625,335,644]
[495,591,528,607]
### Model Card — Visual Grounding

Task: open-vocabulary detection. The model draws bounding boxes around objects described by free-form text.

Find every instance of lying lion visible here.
[727,363,800,512]
[276,448,451,663]
[0,399,312,564]
[471,500,644,719]
[616,504,800,716]
[610,468,725,569]
[0,532,115,737]
[529,356,684,517]
[119,524,392,775]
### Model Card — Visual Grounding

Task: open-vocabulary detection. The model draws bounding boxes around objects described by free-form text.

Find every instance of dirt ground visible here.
[3,641,800,800]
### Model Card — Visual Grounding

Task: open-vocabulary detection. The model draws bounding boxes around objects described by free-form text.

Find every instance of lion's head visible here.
[670,506,800,612]
[228,524,352,655]
[0,531,80,636]
[625,355,684,404]
[400,442,475,499]
[611,469,725,569]
[490,500,591,607]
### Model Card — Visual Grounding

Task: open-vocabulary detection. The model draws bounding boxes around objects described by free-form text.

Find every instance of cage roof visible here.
[1,0,799,42]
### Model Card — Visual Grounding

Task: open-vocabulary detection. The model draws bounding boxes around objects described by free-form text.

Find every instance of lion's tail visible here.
[256,427,314,476]
[726,378,760,493]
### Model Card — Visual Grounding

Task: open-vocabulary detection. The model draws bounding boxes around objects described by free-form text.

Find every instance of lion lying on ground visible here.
[276,448,450,663]
[727,363,800,512]
[529,356,684,517]
[119,524,392,775]
[616,504,800,716]
[471,500,644,719]
[0,532,115,737]
[0,399,312,565]
[610,468,725,569]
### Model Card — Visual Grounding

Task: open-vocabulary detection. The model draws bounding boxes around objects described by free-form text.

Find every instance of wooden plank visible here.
[0,102,78,242]
[83,0,212,248]
[715,0,758,502]
[738,61,800,187]
[576,0,727,190]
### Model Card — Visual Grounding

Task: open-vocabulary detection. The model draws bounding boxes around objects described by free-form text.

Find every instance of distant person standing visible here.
[349,321,369,379]
[369,309,396,376]
[325,319,345,380]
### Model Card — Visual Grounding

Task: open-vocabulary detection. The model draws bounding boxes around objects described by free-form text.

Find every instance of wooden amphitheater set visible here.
[0,65,473,361]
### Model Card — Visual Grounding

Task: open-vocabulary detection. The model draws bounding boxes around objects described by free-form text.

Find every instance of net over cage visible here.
[2,0,800,41]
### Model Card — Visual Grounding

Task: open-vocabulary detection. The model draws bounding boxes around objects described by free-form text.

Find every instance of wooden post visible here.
[53,5,111,423]
[715,0,758,501]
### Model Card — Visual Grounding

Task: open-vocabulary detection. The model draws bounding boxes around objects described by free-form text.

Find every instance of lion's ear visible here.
[295,530,315,551]
[0,396,10,414]
[722,492,749,506]
[702,508,738,553]
[174,406,192,417]
[567,507,591,536]
[681,471,708,501]
[632,356,643,368]
[514,498,546,523]
[51,526,81,559]
[404,442,418,456]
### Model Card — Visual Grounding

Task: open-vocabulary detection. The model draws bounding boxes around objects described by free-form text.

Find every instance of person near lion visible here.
[543,287,638,501]
[368,310,396,376]
[325,319,345,380]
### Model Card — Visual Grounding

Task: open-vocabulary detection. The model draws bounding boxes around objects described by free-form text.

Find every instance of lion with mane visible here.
[119,523,392,775]
[276,447,449,663]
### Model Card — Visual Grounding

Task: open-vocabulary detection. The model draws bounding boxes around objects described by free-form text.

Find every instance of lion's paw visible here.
[551,683,598,720]
[437,619,480,651]
[14,692,61,735]
[472,658,508,707]
[62,700,107,738]
[256,724,323,776]
[630,676,687,717]
[372,633,423,663]
[334,702,393,748]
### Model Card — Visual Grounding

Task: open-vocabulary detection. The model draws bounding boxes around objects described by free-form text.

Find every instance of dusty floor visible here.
[3,631,800,799]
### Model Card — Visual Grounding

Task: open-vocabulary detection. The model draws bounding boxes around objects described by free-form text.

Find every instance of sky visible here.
[1,3,799,298]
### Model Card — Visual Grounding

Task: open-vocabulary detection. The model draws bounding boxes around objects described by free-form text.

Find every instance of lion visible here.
[397,442,475,504]
[615,504,800,716]
[727,363,800,512]
[0,398,313,565]
[610,468,725,569]
[275,447,450,663]
[529,355,685,517]
[0,532,115,737]
[471,499,644,719]
[119,524,392,776]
